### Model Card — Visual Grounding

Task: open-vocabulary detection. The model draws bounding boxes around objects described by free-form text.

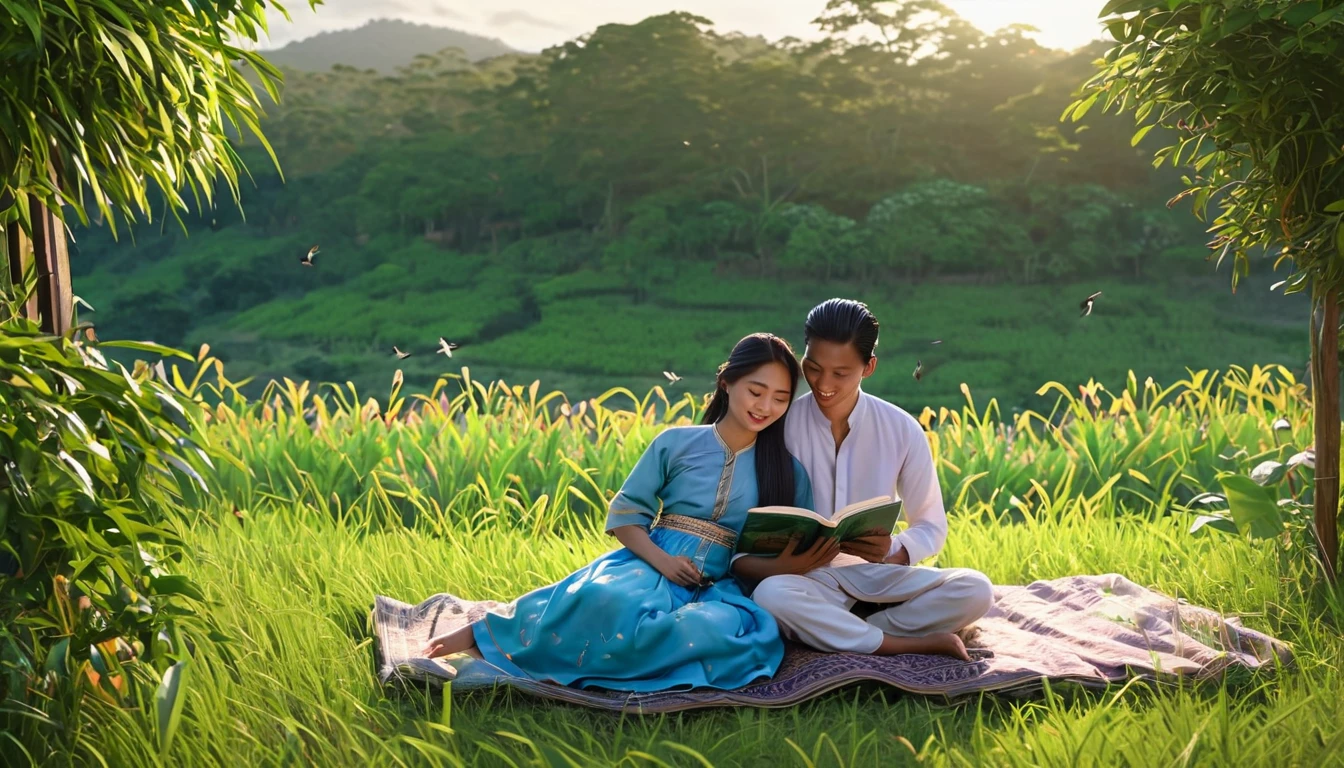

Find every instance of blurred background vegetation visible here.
[73,10,1308,411]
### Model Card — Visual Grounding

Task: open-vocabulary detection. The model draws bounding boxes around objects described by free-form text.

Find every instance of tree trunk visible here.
[1311,289,1340,584]
[2,190,72,335]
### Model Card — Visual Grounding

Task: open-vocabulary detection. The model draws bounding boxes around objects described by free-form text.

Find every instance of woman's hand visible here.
[656,554,705,587]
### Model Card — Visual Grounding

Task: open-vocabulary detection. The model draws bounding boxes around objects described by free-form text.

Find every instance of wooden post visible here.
[1312,289,1340,584]
[0,190,72,335]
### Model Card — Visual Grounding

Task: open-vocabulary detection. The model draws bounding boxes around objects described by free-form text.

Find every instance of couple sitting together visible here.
[423,298,994,692]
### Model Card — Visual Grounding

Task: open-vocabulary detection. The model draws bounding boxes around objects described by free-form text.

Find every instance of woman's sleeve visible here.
[792,458,815,511]
[605,432,668,532]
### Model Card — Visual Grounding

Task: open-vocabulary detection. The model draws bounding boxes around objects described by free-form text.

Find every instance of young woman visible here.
[423,333,813,691]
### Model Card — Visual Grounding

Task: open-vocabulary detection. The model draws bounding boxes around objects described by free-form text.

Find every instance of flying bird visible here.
[1079,291,1102,317]
[663,371,682,385]
[930,340,942,345]
[913,360,924,381]
[436,338,460,357]
[300,245,319,267]
[393,346,413,359]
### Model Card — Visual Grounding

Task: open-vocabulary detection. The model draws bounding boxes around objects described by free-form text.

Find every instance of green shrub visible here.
[0,295,220,729]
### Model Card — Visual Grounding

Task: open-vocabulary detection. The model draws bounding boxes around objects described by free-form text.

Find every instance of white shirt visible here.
[783,389,948,566]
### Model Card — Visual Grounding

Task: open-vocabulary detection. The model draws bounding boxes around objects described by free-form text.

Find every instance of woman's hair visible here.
[804,298,880,363]
[701,333,802,507]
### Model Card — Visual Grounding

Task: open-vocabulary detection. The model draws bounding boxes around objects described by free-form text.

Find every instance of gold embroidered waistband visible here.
[653,514,738,549]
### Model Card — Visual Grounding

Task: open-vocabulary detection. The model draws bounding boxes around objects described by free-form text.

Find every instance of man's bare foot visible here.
[875,632,971,661]
[924,632,970,662]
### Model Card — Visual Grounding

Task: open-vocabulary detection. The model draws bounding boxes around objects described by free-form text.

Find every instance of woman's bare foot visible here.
[875,632,971,661]
[421,626,477,658]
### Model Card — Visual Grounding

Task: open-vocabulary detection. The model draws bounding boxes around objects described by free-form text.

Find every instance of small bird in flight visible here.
[913,360,924,381]
[300,245,319,267]
[1079,291,1102,317]
[930,340,942,345]
[393,346,412,359]
[663,371,682,385]
[437,338,460,357]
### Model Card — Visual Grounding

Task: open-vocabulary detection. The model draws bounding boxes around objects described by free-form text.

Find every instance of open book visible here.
[736,495,903,556]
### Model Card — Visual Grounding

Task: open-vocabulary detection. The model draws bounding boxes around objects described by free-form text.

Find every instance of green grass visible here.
[19,499,1342,767]
[9,361,1344,767]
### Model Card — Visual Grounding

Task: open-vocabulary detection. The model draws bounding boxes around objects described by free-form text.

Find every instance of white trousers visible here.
[751,557,994,654]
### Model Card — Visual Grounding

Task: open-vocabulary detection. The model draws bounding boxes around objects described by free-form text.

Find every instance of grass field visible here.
[9,363,1344,767]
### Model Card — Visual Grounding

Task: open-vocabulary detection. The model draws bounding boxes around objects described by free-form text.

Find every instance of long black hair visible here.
[804,298,880,362]
[701,333,802,507]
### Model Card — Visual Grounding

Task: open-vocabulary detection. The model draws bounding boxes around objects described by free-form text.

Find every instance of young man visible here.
[732,299,993,660]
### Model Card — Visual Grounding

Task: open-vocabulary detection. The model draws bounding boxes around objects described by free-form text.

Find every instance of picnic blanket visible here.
[371,573,1291,713]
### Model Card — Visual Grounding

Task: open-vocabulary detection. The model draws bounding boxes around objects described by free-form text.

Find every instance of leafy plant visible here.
[0,279,220,733]
[1182,415,1320,573]
[1072,0,1344,582]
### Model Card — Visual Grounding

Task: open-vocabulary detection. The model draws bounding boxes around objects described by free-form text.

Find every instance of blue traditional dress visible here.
[471,424,813,691]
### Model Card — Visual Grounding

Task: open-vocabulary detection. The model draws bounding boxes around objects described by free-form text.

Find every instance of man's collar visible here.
[807,387,867,430]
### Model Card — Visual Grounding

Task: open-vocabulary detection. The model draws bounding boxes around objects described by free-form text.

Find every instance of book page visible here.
[745,505,830,525]
[835,495,894,521]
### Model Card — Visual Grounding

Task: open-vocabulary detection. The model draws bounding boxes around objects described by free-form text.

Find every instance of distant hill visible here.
[260,18,518,74]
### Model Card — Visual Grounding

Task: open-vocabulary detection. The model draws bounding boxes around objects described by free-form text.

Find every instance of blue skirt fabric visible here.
[472,526,783,692]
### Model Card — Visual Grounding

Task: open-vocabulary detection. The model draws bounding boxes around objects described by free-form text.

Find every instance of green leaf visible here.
[1131,124,1156,147]
[1337,223,1344,257]
[1071,92,1101,122]
[97,341,194,360]
[150,574,207,602]
[1100,0,1158,16]
[1306,7,1344,27]
[1220,9,1257,36]
[1190,514,1238,535]
[1218,474,1285,539]
[0,0,43,45]
[1282,2,1325,27]
[1325,200,1344,213]
[43,638,71,679]
[156,660,191,755]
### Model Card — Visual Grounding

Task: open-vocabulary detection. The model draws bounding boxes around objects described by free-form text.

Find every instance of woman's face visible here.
[722,361,794,433]
[801,338,876,414]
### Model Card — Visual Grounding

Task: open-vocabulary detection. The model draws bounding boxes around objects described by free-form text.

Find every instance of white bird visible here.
[300,245,319,266]
[663,371,682,385]
[393,346,412,359]
[437,338,460,357]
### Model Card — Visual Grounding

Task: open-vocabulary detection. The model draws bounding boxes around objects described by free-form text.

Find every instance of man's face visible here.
[801,338,876,414]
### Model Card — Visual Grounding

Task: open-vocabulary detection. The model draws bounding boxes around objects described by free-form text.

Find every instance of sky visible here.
[256,0,1109,53]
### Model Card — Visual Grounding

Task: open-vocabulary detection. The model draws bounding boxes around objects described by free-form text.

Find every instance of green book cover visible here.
[736,496,904,556]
